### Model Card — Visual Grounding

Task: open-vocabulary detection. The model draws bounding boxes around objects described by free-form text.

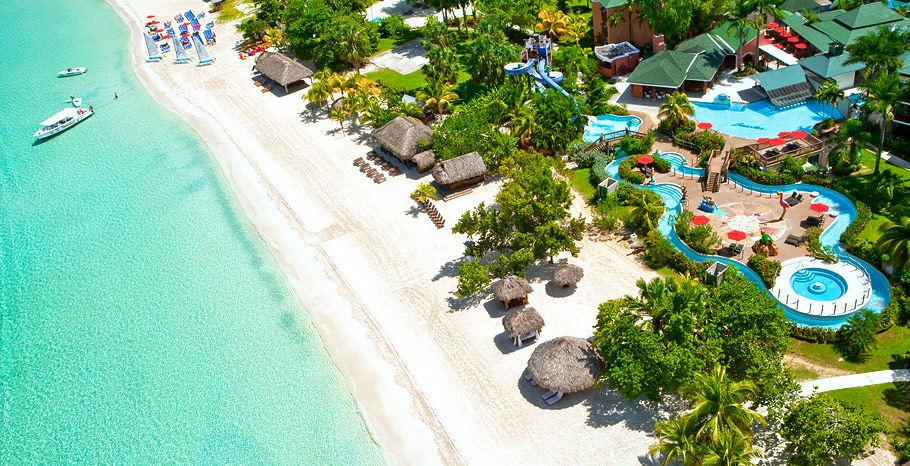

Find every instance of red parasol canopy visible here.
[637,156,654,165]
[795,43,808,50]
[697,122,713,130]
[767,22,779,28]
[146,15,155,18]
[181,32,189,37]
[791,130,808,139]
[692,215,710,226]
[778,131,791,138]
[810,203,830,213]
[193,24,201,28]
[775,27,784,33]
[788,36,800,43]
[727,230,747,241]
[150,20,160,24]
[182,22,190,26]
[780,31,792,38]
[161,35,171,39]
[773,44,783,49]
[154,28,164,32]
[769,137,786,145]
[757,137,770,143]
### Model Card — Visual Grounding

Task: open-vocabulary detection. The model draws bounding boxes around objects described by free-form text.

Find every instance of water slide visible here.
[503,58,576,119]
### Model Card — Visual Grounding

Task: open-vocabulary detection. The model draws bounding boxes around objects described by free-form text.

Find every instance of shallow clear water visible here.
[583,114,643,142]
[0,1,383,464]
[791,268,848,301]
[692,100,841,140]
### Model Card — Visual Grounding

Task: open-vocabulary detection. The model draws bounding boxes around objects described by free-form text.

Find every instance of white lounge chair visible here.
[545,392,564,405]
[518,331,538,346]
[541,391,557,400]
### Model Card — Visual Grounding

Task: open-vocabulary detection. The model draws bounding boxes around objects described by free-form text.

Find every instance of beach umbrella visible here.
[727,230,747,241]
[182,22,190,26]
[146,15,155,18]
[775,27,784,33]
[527,337,604,394]
[767,22,779,28]
[154,28,164,32]
[795,43,808,50]
[788,37,800,43]
[692,215,710,226]
[810,203,830,214]
[757,137,770,143]
[697,122,713,130]
[791,130,808,139]
[780,31,792,38]
[637,155,654,165]
[769,137,786,145]
[150,20,160,24]
[773,44,783,49]
[778,131,791,138]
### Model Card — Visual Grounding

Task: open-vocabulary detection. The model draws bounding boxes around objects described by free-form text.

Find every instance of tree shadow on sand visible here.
[432,258,460,282]
[583,389,686,433]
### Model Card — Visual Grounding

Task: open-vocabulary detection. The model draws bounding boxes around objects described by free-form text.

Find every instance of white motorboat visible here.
[67,96,82,107]
[57,67,87,77]
[34,107,93,139]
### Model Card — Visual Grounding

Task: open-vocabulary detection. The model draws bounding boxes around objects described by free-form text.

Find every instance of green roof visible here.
[753,65,808,91]
[798,51,865,78]
[897,50,910,76]
[626,50,696,88]
[675,33,730,81]
[709,20,758,50]
[815,10,846,21]
[780,0,826,12]
[781,12,835,50]
[595,0,627,8]
[833,2,902,29]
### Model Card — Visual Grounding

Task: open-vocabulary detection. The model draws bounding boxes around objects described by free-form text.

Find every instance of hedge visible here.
[747,254,782,287]
[618,158,645,184]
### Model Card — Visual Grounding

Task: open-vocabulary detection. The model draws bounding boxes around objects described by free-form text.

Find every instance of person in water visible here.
[114,93,118,99]
[89,105,93,112]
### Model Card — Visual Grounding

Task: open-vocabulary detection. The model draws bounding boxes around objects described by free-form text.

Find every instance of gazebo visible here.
[502,307,545,347]
[412,149,437,173]
[254,51,315,93]
[491,275,533,310]
[431,151,487,191]
[550,263,584,288]
[372,116,434,165]
[527,336,604,404]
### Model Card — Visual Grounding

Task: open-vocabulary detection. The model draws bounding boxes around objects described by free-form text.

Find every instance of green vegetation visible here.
[570,168,597,199]
[364,68,426,91]
[675,210,721,255]
[746,253,782,288]
[827,383,909,443]
[217,0,249,22]
[789,324,910,375]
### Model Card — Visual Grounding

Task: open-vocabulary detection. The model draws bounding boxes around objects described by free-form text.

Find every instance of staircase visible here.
[702,150,727,193]
[424,201,445,229]
[705,172,721,192]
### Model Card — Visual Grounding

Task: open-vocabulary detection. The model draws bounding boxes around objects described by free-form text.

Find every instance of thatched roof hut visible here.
[372,116,434,164]
[527,336,603,394]
[412,149,437,173]
[431,152,487,191]
[502,307,545,346]
[550,263,584,288]
[254,51,315,93]
[491,275,533,310]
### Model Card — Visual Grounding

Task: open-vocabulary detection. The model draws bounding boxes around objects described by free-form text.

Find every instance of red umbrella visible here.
[693,215,710,226]
[767,22,779,28]
[788,36,800,43]
[728,230,747,241]
[637,156,654,165]
[773,44,783,49]
[154,28,164,32]
[161,35,171,39]
[810,203,830,214]
[778,131,791,138]
[697,122,713,130]
[775,27,785,33]
[146,15,155,18]
[150,20,160,24]
[795,43,808,50]
[769,137,786,145]
[780,31,792,38]
[182,22,190,26]
[791,130,808,139]
[757,137,770,143]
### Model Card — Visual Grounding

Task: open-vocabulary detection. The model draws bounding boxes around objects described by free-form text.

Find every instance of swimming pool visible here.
[791,268,848,301]
[603,151,889,329]
[692,100,841,140]
[584,114,642,142]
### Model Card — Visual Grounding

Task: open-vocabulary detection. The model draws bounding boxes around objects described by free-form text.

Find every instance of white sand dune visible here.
[106,1,665,464]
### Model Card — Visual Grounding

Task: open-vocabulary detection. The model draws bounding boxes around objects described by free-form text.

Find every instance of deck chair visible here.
[785,234,801,246]
[541,391,557,400]
[545,392,564,405]
[524,374,537,386]
[733,244,744,256]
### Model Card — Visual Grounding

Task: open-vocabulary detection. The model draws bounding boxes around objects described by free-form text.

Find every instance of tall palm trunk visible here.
[876,125,885,175]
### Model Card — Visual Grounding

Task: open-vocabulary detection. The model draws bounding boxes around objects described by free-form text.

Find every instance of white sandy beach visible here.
[106,1,669,464]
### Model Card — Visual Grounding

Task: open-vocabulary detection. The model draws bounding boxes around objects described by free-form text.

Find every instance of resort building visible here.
[254,51,315,93]
[753,65,815,107]
[431,152,487,191]
[372,116,434,166]
[591,0,654,48]
[797,44,864,90]
[593,42,639,78]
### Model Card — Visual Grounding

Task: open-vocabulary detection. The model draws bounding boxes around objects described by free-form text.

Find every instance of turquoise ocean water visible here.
[0,1,384,464]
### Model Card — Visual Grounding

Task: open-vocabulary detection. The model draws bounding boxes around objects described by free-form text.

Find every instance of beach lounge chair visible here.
[785,234,801,246]
[733,244,744,256]
[545,392,564,405]
[524,373,537,386]
[792,193,804,205]
[541,391,557,400]
[519,331,538,345]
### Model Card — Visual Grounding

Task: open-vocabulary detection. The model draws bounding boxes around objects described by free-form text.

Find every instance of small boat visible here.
[58,67,87,77]
[34,107,93,139]
[66,96,83,107]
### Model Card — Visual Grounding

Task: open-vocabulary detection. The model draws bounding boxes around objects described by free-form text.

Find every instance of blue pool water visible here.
[604,151,890,329]
[791,268,848,301]
[584,114,643,142]
[692,100,841,140]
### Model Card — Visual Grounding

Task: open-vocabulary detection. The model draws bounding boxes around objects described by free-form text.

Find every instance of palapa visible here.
[491,275,533,310]
[502,307,545,346]
[527,336,603,394]
[431,152,487,191]
[412,149,437,173]
[372,116,434,163]
[254,51,315,93]
[550,263,584,288]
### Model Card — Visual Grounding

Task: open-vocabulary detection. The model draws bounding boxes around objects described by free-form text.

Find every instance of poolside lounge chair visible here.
[541,391,557,400]
[545,392,564,405]
[733,244,744,256]
[807,216,825,227]
[784,234,801,246]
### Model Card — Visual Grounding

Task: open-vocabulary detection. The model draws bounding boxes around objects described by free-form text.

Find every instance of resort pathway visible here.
[798,369,910,396]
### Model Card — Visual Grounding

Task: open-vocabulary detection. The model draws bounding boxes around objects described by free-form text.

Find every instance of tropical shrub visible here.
[591,152,613,185]
[679,129,726,153]
[378,15,410,39]
[619,131,655,155]
[747,253,782,287]
[429,110,516,172]
[618,158,645,184]
[651,156,671,173]
[674,210,721,254]
[806,227,838,263]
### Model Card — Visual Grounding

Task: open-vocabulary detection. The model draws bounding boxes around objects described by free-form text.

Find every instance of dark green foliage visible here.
[747,253,782,287]
[780,394,886,466]
[591,152,614,185]
[567,141,607,169]
[617,158,646,184]
[528,89,584,154]
[778,156,805,179]
[679,129,726,154]
[578,76,624,116]
[237,0,284,41]
[619,131,656,155]
[474,0,539,28]
[551,45,596,92]
[624,189,664,233]
[805,227,838,262]
[651,156,671,174]
[462,21,516,88]
[429,109,516,172]
[424,45,461,85]
[839,309,881,359]
[675,210,721,255]
[283,0,380,69]
[378,15,410,39]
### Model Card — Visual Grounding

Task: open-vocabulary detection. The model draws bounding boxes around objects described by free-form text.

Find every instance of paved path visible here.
[882,151,910,170]
[798,369,909,396]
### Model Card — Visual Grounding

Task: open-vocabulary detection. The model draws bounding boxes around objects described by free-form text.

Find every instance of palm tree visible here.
[840,309,880,358]
[305,82,332,109]
[832,118,871,165]
[814,80,845,118]
[650,415,699,466]
[679,366,766,442]
[624,276,674,332]
[658,91,695,130]
[417,78,459,115]
[507,105,537,148]
[398,101,426,120]
[845,26,910,79]
[726,0,761,71]
[411,182,439,204]
[424,45,461,85]
[535,9,570,41]
[564,15,588,45]
[861,72,902,175]
[878,216,910,272]
[333,24,372,72]
[699,431,762,466]
[330,107,349,134]
[875,171,907,208]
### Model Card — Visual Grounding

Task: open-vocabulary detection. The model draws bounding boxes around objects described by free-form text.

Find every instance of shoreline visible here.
[103,1,459,464]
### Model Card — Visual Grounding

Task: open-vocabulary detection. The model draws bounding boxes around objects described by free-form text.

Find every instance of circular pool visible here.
[790,267,848,301]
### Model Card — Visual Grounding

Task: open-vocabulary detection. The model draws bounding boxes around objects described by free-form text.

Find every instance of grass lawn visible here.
[789,324,910,374]
[570,168,598,202]
[376,30,423,54]
[858,213,890,244]
[837,149,910,206]
[827,383,910,438]
[365,69,426,91]
[217,0,249,22]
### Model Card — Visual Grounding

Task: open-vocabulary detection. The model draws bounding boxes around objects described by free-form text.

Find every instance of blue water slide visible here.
[533,58,570,99]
